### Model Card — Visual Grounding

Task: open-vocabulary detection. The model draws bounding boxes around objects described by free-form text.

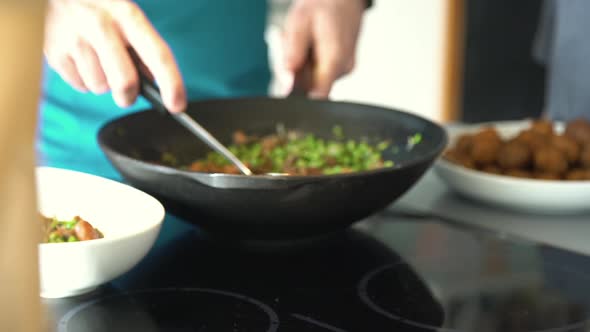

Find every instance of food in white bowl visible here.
[41,214,104,243]
[434,118,590,214]
[36,167,165,298]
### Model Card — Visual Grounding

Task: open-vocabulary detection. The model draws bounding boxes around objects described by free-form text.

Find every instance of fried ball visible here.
[481,165,502,175]
[504,169,532,179]
[473,127,502,144]
[530,119,554,136]
[444,149,476,169]
[496,140,532,169]
[469,129,502,165]
[580,145,590,168]
[565,118,590,145]
[565,169,590,180]
[471,141,501,165]
[534,147,568,174]
[455,134,474,154]
[550,135,580,163]
[534,172,561,180]
[514,129,548,152]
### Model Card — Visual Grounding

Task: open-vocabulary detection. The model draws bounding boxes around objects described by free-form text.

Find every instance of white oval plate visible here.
[434,120,590,215]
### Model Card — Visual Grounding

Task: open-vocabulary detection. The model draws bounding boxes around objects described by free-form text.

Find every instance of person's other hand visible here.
[283,0,366,98]
[44,0,186,112]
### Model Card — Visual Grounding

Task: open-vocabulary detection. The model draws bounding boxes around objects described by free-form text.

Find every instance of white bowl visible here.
[434,120,590,214]
[36,167,165,298]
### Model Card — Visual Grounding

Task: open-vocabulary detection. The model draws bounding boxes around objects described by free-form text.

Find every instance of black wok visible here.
[98,97,447,240]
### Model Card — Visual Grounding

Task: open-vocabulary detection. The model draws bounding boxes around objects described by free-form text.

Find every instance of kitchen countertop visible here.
[389,169,590,256]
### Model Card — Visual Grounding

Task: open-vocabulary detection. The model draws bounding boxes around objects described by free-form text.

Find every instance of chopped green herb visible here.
[332,125,344,139]
[181,126,398,175]
[408,133,422,147]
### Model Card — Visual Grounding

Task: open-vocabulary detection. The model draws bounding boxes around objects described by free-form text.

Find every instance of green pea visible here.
[377,141,389,151]
[308,151,321,160]
[346,140,356,150]
[273,147,285,157]
[296,159,306,168]
[63,220,76,230]
[327,143,342,156]
[358,142,369,151]
[332,125,344,139]
[309,160,324,168]
[324,166,342,174]
[48,232,60,243]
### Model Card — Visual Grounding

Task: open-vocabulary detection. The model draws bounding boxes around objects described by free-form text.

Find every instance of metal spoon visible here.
[130,54,253,175]
[130,48,313,177]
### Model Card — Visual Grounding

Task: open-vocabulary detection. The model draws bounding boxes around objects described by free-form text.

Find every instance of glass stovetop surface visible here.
[45,212,590,332]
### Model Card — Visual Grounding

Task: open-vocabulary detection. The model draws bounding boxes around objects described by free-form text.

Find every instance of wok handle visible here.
[128,49,168,116]
[289,49,314,98]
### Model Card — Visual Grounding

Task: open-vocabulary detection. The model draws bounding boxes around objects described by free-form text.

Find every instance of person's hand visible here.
[44,0,186,112]
[282,0,366,98]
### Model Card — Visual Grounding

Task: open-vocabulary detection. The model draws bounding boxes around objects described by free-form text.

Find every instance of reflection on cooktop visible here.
[59,288,279,332]
[359,262,590,332]
[359,263,446,330]
[45,217,590,332]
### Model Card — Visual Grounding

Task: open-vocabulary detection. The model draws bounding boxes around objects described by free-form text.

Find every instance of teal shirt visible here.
[38,0,270,181]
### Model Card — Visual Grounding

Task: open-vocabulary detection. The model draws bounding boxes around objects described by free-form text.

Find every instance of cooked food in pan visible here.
[444,118,590,180]
[161,126,414,175]
[41,214,104,243]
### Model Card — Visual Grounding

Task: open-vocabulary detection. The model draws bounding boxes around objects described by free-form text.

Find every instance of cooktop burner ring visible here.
[358,262,445,330]
[58,287,280,332]
[358,263,590,332]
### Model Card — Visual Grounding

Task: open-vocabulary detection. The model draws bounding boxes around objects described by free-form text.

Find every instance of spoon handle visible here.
[172,113,253,175]
[289,49,315,97]
[129,50,253,175]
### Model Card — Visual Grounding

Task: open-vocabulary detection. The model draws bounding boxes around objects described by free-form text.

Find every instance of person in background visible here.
[532,0,590,306]
[39,0,371,244]
[534,0,590,121]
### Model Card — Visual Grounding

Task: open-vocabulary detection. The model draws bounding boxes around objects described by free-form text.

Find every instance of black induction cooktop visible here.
[44,211,590,332]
